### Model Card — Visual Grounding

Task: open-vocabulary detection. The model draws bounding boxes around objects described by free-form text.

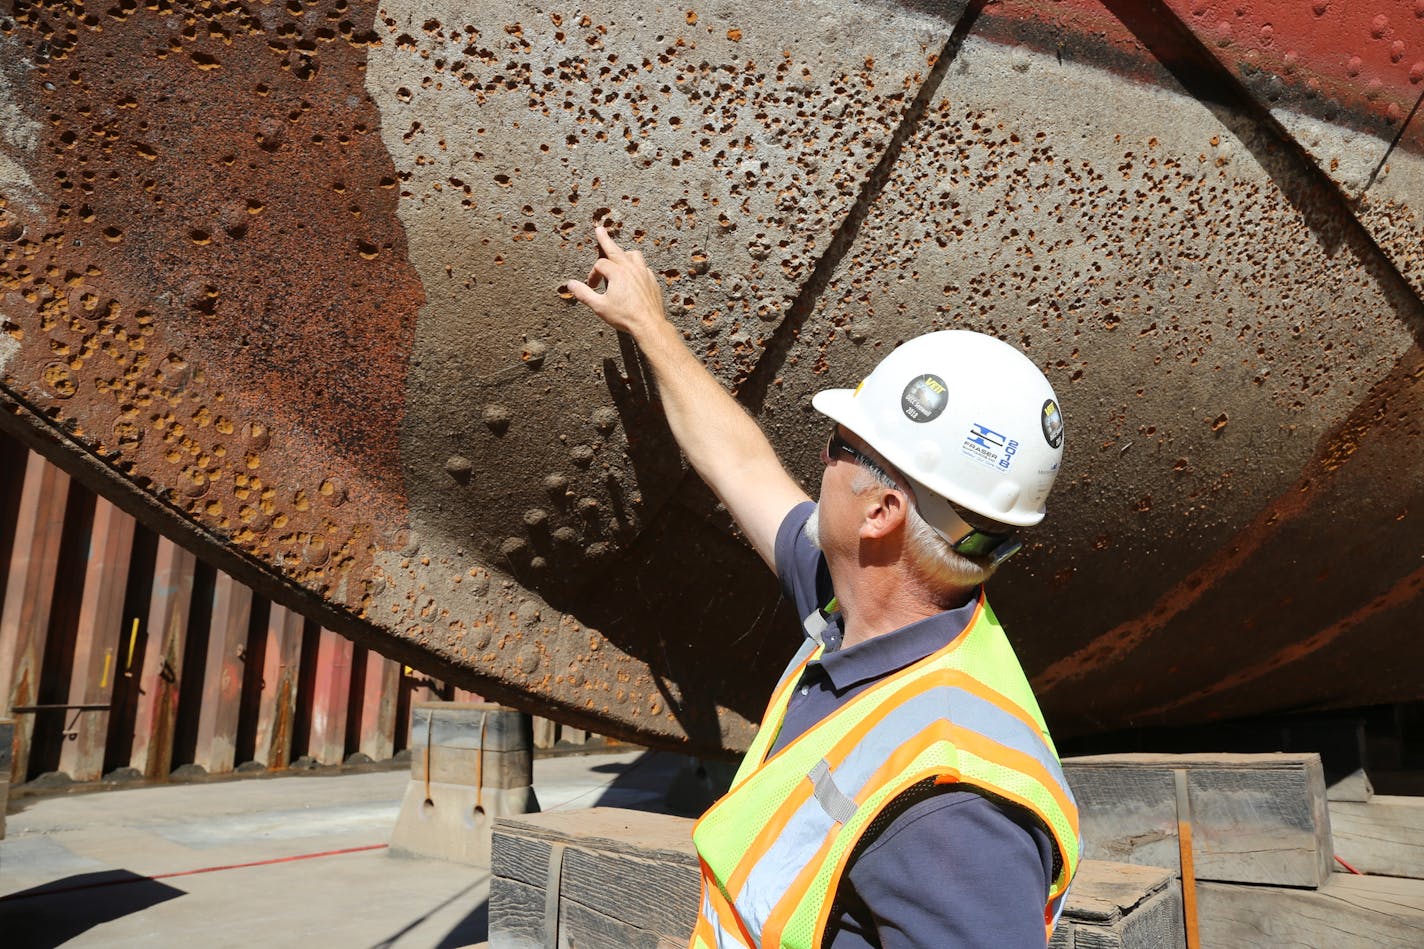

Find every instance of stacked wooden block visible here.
[488,753,1424,948]
[1062,753,1424,947]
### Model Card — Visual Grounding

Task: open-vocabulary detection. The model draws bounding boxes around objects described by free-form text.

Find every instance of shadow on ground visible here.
[581,749,737,817]
[368,878,488,949]
[0,870,185,948]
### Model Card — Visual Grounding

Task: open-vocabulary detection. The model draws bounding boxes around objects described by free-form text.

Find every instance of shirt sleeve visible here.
[847,789,1054,949]
[774,500,833,624]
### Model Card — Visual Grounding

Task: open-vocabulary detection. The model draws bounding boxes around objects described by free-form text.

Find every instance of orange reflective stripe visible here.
[700,651,818,899]
[691,887,718,949]
[820,670,1048,776]
[765,724,1075,945]
[748,649,820,768]
[913,722,1078,845]
[763,592,982,775]
[728,660,1051,900]
[726,770,814,896]
[701,860,759,948]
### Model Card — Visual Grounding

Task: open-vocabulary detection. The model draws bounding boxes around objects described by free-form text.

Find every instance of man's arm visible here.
[567,227,809,569]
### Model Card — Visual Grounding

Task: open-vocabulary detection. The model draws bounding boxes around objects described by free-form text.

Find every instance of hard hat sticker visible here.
[1041,399,1064,448]
[961,422,1016,470]
[901,374,948,422]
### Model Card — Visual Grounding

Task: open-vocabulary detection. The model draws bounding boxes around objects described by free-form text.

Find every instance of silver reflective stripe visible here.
[1047,888,1068,928]
[772,636,821,695]
[737,681,1071,934]
[702,887,748,949]
[802,608,827,643]
[808,758,858,825]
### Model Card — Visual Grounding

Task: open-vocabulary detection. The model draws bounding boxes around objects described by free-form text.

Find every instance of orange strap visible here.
[1175,770,1201,949]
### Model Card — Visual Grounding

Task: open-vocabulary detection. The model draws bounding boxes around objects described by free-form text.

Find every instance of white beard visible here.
[803,505,822,550]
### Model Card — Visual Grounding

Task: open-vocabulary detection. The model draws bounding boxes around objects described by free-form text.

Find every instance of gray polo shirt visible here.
[772,501,1054,949]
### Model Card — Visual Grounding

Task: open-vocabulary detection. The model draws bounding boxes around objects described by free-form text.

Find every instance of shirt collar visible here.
[815,590,981,693]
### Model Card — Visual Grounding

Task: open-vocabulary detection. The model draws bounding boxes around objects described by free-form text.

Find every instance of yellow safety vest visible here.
[690,591,1080,948]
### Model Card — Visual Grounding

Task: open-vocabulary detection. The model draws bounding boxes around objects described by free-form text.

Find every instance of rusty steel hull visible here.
[1,0,1421,752]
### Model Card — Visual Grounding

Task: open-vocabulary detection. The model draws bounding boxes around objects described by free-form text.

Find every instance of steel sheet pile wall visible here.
[0,432,445,785]
[0,1,1421,753]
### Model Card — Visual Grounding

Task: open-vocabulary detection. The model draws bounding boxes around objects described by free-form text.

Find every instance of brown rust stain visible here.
[1139,561,1424,720]
[0,0,421,612]
[1034,342,1424,700]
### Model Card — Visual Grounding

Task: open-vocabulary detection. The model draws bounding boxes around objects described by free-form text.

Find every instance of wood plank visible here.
[58,498,136,781]
[128,539,195,779]
[490,831,699,940]
[0,453,69,782]
[489,875,549,949]
[1198,874,1424,947]
[358,653,399,761]
[1331,795,1424,879]
[1063,753,1332,888]
[495,808,701,873]
[253,603,303,769]
[191,572,252,773]
[1055,861,1185,949]
[309,626,353,765]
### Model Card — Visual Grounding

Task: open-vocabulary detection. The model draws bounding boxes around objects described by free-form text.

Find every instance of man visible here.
[568,227,1080,948]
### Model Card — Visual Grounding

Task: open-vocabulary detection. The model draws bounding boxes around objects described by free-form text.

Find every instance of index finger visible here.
[593,225,624,261]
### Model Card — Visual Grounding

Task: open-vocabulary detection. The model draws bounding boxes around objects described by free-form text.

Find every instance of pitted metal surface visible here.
[1,0,1421,751]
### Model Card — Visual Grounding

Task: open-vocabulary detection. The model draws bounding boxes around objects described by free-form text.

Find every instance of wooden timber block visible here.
[1049,861,1184,949]
[489,808,1180,949]
[0,719,11,839]
[490,808,699,949]
[1198,874,1424,947]
[389,703,538,867]
[1063,753,1333,888]
[1331,795,1424,879]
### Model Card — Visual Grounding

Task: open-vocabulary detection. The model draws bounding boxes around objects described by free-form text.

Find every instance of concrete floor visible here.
[0,749,691,948]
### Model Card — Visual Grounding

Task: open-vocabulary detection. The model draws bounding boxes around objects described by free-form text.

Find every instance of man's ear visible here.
[860,487,909,540]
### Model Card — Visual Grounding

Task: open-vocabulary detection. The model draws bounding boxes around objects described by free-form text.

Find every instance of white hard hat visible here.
[812,330,1064,531]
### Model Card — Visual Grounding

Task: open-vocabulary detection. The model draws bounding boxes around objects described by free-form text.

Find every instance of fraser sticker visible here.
[962,422,1017,470]
[1041,399,1064,448]
[901,374,948,422]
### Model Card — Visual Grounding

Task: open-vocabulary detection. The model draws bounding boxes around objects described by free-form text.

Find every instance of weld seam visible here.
[733,0,985,412]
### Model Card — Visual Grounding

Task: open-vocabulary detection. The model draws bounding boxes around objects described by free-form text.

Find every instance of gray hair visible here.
[848,464,996,590]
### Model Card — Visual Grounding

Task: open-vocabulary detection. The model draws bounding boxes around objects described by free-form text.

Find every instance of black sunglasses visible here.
[824,428,1022,567]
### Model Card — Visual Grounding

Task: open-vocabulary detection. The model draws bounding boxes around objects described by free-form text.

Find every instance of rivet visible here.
[445,454,473,482]
[482,403,512,434]
[521,339,547,368]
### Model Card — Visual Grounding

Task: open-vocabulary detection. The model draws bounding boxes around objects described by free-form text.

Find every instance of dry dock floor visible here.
[0,749,685,948]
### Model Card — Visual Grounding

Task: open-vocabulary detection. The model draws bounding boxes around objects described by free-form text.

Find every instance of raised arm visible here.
[567,227,809,570]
